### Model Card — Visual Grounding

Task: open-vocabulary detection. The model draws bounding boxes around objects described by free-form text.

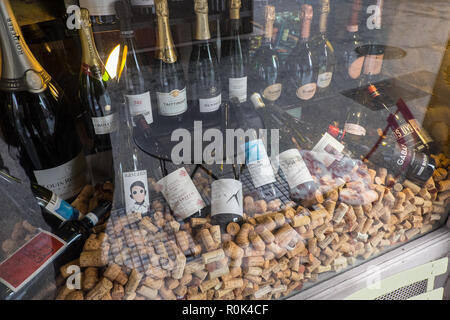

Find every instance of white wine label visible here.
[296,83,316,100]
[79,0,116,15]
[242,139,276,188]
[278,149,314,189]
[199,94,222,113]
[229,77,247,103]
[344,123,366,136]
[0,230,66,292]
[45,193,79,222]
[157,88,188,116]
[123,170,150,215]
[126,92,154,125]
[91,113,118,135]
[211,179,243,217]
[312,133,345,167]
[131,0,154,5]
[262,83,282,101]
[157,168,206,220]
[34,152,86,200]
[317,72,333,88]
[348,56,365,79]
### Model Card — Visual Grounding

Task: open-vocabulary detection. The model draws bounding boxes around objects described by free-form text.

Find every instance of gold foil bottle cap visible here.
[230,0,241,19]
[320,0,330,14]
[265,5,275,22]
[194,0,208,14]
[155,0,169,17]
[300,4,313,21]
[79,8,92,28]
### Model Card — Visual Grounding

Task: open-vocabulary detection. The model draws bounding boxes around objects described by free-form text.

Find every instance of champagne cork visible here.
[103,263,122,281]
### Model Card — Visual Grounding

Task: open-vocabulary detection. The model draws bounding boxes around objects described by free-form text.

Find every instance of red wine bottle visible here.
[0,0,87,202]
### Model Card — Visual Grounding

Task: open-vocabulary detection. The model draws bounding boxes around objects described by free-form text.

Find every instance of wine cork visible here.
[175,231,190,252]
[199,228,217,252]
[202,249,225,264]
[437,180,450,192]
[249,232,266,251]
[140,216,159,233]
[210,225,221,245]
[291,215,311,228]
[125,269,143,294]
[191,218,208,227]
[226,222,240,236]
[223,240,244,260]
[222,278,244,290]
[103,263,122,281]
[236,223,253,247]
[333,203,349,223]
[403,180,421,194]
[80,250,108,267]
[137,286,158,300]
[86,277,113,300]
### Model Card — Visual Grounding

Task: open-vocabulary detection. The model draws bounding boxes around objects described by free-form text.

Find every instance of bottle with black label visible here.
[0,0,87,202]
[0,201,111,300]
[154,0,188,124]
[188,0,222,120]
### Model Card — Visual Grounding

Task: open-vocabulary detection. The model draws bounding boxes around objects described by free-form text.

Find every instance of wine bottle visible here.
[78,8,116,156]
[284,4,317,101]
[342,105,372,158]
[210,169,244,232]
[79,0,117,25]
[250,5,282,104]
[116,0,155,127]
[221,0,247,103]
[368,85,434,153]
[188,0,222,120]
[339,0,364,84]
[0,200,111,300]
[156,167,209,222]
[0,170,79,229]
[0,0,87,201]
[313,0,335,96]
[155,0,188,123]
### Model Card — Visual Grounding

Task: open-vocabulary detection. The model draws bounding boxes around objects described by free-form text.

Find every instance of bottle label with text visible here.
[312,132,345,167]
[126,92,154,125]
[45,193,79,222]
[296,83,316,100]
[317,72,333,88]
[0,230,66,293]
[91,113,118,135]
[211,179,243,217]
[277,149,314,189]
[199,94,222,113]
[242,139,276,188]
[229,77,247,103]
[157,88,188,116]
[34,152,86,200]
[122,170,150,215]
[262,83,282,101]
[157,168,206,220]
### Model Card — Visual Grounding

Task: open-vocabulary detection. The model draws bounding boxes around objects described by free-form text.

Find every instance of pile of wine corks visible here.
[71,182,114,218]
[55,153,450,300]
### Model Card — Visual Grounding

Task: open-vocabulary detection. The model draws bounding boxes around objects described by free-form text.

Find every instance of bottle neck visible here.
[195,12,211,40]
[300,19,311,41]
[264,18,274,42]
[0,0,50,92]
[347,0,361,33]
[319,3,329,35]
[230,9,240,20]
[79,22,105,79]
[157,16,177,63]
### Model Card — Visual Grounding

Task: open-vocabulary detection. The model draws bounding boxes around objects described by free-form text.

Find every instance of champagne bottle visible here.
[340,0,364,84]
[155,0,188,123]
[116,0,155,127]
[0,170,79,229]
[188,0,222,120]
[0,0,87,201]
[250,5,282,104]
[0,201,111,300]
[313,0,335,96]
[78,8,116,155]
[284,4,317,101]
[222,0,247,103]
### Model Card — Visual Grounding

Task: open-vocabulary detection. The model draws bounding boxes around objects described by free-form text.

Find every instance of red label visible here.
[0,231,66,292]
